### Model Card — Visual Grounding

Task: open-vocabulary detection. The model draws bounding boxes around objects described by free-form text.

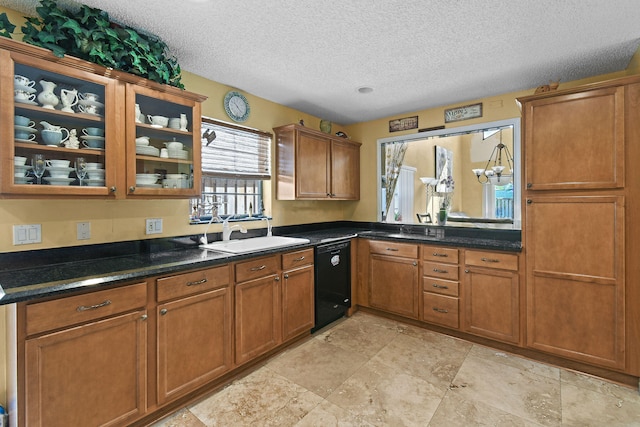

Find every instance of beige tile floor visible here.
[152,312,640,427]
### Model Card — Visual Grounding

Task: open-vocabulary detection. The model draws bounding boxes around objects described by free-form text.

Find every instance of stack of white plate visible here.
[86,168,105,180]
[136,145,160,157]
[168,149,189,160]
[85,179,105,187]
[14,176,32,184]
[46,166,74,178]
[43,177,74,186]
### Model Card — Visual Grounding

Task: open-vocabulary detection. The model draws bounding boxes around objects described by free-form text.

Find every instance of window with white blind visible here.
[191,117,271,222]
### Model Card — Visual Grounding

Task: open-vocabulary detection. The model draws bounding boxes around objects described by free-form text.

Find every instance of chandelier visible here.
[472,128,514,184]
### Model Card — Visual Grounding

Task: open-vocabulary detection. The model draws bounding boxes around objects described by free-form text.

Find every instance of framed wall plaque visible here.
[444,103,483,123]
[389,116,418,132]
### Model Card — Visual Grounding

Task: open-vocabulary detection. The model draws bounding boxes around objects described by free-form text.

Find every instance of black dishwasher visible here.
[312,240,351,332]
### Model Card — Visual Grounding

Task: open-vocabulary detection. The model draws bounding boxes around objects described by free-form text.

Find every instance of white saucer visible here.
[80,111,103,117]
[80,135,105,141]
[83,146,105,151]
[14,98,38,105]
[14,125,38,133]
[136,183,162,188]
[150,124,165,129]
[15,138,37,144]
[46,166,74,172]
[78,99,104,108]
[14,83,37,94]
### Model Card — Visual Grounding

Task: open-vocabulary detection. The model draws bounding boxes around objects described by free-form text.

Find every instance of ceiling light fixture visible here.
[472,128,514,184]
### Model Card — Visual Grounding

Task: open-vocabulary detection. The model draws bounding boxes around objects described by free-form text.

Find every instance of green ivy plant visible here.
[0,0,183,89]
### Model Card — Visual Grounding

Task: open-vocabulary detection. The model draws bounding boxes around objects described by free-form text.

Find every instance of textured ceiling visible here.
[2,0,640,124]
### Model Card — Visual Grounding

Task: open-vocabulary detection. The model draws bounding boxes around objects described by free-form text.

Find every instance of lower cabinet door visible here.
[25,310,147,427]
[235,275,282,365]
[156,287,233,404]
[282,265,315,341]
[369,254,419,318]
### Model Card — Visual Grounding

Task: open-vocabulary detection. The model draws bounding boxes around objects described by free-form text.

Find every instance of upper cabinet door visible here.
[522,86,625,191]
[125,83,203,198]
[0,48,120,197]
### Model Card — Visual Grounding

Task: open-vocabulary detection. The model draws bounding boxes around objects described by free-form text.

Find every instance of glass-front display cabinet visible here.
[0,37,206,199]
[0,47,119,197]
[125,84,203,198]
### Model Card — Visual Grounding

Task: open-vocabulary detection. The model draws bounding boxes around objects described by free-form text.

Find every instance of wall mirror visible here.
[377,118,521,229]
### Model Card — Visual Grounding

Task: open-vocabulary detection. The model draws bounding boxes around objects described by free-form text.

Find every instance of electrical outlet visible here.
[145,218,163,235]
[77,222,91,240]
[13,224,42,245]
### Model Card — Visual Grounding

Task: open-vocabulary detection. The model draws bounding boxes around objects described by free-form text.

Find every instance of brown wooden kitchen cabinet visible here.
[368,240,419,319]
[463,249,520,344]
[519,77,640,374]
[273,123,361,200]
[234,255,282,365]
[0,37,206,199]
[22,282,148,427]
[281,248,315,341]
[155,265,233,405]
[422,246,460,329]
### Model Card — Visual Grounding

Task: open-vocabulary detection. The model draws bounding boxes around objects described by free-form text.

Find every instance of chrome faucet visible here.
[262,216,272,237]
[222,216,247,241]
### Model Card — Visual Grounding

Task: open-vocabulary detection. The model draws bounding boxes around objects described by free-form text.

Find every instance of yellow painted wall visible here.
[2,3,640,411]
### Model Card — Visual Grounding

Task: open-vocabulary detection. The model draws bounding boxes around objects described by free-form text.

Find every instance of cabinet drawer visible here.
[157,264,230,302]
[26,282,147,336]
[423,246,459,263]
[282,248,314,270]
[465,250,518,271]
[423,261,459,281]
[369,240,418,258]
[422,277,459,297]
[235,255,280,283]
[423,293,459,329]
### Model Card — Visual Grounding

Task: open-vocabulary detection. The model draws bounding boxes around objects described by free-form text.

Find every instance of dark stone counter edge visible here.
[0,221,521,305]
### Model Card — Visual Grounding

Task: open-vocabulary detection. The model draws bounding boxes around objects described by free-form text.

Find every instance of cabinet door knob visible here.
[284,273,289,279]
[129,186,136,192]
[412,261,417,266]
[527,183,532,188]
[110,186,117,193]
[274,275,280,281]
[527,199,532,204]
[160,308,168,315]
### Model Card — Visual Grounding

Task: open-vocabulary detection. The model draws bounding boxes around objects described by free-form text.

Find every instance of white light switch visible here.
[77,222,91,240]
[13,224,42,245]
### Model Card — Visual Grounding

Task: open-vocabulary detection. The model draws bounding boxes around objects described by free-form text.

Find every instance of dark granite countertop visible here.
[0,221,521,305]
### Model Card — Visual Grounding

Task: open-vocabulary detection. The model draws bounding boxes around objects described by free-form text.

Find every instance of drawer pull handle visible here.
[294,256,306,261]
[480,257,500,263]
[250,265,267,271]
[433,268,448,274]
[432,307,449,314]
[433,253,448,257]
[432,283,449,289]
[186,277,207,286]
[77,299,111,312]
[386,248,399,252]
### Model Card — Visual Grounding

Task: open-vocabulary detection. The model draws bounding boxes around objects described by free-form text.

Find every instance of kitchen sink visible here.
[200,235,310,254]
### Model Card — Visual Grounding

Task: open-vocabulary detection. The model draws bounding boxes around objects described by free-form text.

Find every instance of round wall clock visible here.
[223,91,250,122]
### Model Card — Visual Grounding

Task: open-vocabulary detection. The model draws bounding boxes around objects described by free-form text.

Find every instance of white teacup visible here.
[14,156,27,166]
[15,91,36,102]
[15,131,36,141]
[79,92,100,102]
[15,115,35,128]
[147,115,168,127]
[86,162,103,169]
[14,75,35,88]
[46,159,71,168]
[49,169,71,178]
[78,104,100,115]
[160,148,169,158]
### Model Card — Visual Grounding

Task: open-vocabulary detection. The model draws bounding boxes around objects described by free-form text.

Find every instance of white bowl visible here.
[46,166,73,178]
[46,159,70,168]
[43,177,74,186]
[165,141,183,150]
